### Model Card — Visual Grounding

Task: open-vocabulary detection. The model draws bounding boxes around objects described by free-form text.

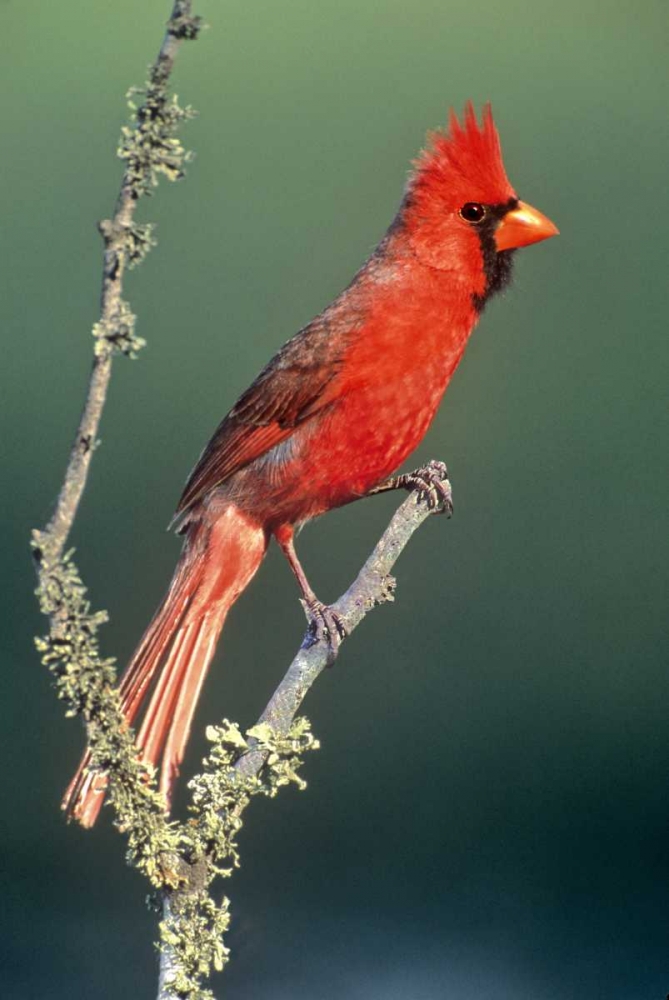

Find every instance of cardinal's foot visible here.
[370,460,453,515]
[301,598,347,649]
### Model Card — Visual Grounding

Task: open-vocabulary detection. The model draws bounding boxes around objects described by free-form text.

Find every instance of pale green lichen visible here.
[246,717,321,793]
[93,299,146,358]
[160,892,231,1000]
[185,719,320,873]
[126,221,158,269]
[121,85,198,198]
[168,12,205,42]
[31,538,182,887]
[154,719,320,998]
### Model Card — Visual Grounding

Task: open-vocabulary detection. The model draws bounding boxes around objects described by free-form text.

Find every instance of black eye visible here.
[459,202,486,223]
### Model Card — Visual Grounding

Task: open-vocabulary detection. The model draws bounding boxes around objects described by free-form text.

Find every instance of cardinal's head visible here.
[403,102,558,310]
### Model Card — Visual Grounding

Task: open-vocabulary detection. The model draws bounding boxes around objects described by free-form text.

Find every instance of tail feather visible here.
[62,505,267,827]
[136,623,197,769]
[118,547,203,719]
[158,614,224,800]
[61,584,198,828]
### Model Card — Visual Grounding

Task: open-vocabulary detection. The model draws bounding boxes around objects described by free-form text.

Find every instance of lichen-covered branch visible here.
[32,0,201,865]
[35,0,201,565]
[31,0,204,952]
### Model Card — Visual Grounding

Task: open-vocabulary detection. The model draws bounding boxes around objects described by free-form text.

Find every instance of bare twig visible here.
[243,473,452,768]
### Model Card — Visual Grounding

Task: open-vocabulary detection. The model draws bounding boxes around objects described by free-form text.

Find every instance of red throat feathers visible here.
[64,102,558,826]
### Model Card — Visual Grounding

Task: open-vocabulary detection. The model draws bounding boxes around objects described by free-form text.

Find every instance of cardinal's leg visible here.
[274,524,347,646]
[369,459,453,515]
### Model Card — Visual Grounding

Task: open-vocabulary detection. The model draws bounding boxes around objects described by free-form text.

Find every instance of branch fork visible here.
[31,3,454,997]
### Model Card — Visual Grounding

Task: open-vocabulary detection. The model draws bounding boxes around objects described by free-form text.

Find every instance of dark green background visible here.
[3,1,667,997]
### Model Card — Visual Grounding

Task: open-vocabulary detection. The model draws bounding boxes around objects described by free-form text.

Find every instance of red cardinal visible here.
[64,103,558,826]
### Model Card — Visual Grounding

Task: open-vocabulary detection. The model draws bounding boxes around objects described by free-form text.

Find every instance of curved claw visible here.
[370,460,453,516]
[301,597,347,652]
[408,461,453,516]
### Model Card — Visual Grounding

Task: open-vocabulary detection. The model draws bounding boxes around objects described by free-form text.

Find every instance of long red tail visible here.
[62,504,268,827]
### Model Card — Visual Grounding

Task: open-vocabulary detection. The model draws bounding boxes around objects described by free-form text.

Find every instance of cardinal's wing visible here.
[173,309,358,520]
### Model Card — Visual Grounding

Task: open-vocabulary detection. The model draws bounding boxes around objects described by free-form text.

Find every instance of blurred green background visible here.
[2,1,668,997]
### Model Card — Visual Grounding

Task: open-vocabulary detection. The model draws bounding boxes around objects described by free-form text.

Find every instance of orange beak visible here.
[494,200,559,251]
